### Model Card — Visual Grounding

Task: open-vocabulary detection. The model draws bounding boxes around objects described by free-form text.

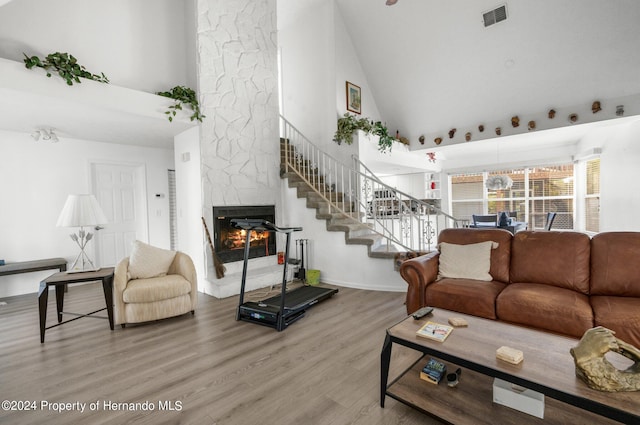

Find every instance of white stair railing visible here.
[280,115,469,253]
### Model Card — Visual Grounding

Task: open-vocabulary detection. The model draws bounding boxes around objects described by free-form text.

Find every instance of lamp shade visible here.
[56,194,108,227]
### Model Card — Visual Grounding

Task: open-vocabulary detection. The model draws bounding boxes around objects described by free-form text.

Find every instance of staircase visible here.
[282,165,397,258]
[279,116,469,260]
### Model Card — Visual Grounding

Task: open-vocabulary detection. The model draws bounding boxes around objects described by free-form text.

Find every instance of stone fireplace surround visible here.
[196,0,282,299]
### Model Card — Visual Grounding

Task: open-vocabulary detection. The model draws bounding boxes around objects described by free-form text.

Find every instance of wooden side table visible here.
[38,267,115,343]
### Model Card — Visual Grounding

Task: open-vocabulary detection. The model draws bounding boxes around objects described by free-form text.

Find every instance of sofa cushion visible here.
[438,228,512,283]
[128,240,177,279]
[438,241,498,281]
[510,231,591,294]
[496,283,593,338]
[123,274,191,303]
[426,278,506,320]
[590,232,640,296]
[591,296,640,348]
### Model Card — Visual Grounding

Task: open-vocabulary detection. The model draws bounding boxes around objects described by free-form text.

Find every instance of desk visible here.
[38,268,115,343]
[470,221,527,234]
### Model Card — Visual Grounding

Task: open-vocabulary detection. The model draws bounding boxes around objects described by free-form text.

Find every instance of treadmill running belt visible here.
[261,285,338,311]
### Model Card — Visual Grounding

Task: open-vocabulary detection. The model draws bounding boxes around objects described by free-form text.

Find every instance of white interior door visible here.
[92,162,147,267]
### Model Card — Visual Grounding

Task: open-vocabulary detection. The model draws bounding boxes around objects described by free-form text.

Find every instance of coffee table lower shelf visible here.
[386,358,620,425]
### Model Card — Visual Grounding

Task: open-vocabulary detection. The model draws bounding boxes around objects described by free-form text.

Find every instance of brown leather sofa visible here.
[400,228,640,347]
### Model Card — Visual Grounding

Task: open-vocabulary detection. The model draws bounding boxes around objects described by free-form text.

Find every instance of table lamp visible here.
[56,194,108,272]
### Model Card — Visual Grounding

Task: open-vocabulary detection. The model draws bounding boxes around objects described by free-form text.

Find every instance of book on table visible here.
[416,321,453,342]
[420,358,447,384]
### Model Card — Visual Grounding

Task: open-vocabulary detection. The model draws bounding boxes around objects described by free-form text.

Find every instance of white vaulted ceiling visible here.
[333,0,640,151]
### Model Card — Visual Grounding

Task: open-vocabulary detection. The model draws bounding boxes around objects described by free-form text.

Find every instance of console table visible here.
[38,268,115,343]
[381,309,639,424]
[0,258,67,276]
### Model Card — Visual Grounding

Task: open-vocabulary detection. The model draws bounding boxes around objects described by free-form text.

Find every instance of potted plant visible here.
[23,52,109,86]
[157,86,205,122]
[333,113,396,153]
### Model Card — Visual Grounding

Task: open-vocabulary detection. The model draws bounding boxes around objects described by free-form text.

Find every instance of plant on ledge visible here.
[23,52,109,86]
[156,86,205,122]
[333,113,396,153]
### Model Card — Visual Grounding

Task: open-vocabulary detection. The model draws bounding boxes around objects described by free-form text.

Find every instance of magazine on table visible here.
[416,321,453,342]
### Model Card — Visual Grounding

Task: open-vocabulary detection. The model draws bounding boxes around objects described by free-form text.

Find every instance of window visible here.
[451,164,575,230]
[585,158,600,233]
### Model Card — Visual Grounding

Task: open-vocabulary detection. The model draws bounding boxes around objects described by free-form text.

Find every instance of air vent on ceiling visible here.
[483,4,507,27]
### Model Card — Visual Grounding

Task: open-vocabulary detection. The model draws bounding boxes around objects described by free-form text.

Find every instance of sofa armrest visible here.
[169,252,198,310]
[399,251,440,315]
[113,257,130,325]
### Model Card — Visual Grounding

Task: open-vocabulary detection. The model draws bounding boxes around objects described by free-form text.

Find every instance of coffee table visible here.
[381,308,640,424]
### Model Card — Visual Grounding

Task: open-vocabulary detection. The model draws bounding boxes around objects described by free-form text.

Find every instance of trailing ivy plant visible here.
[23,52,109,86]
[156,86,205,123]
[333,113,396,153]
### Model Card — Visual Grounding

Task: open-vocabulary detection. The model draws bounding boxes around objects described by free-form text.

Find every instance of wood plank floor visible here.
[0,283,443,425]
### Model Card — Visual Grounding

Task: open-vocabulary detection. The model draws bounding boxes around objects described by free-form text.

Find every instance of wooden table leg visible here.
[101,275,115,330]
[55,283,65,323]
[38,281,48,343]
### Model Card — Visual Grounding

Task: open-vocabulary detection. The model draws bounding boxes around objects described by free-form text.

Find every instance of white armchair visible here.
[113,242,197,327]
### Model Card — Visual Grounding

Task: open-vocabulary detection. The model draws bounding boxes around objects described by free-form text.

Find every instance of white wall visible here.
[594,120,640,232]
[0,130,174,297]
[173,126,206,290]
[0,0,196,93]
[277,0,383,165]
[280,183,406,292]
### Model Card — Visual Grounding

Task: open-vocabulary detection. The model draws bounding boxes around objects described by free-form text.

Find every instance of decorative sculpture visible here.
[592,101,602,113]
[548,109,556,119]
[570,326,640,392]
[511,116,520,127]
[448,128,456,139]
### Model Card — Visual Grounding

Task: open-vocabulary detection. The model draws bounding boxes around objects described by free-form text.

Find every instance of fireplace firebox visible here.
[213,205,276,263]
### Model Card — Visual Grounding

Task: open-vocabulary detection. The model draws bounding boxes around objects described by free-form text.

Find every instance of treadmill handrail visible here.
[230,218,302,233]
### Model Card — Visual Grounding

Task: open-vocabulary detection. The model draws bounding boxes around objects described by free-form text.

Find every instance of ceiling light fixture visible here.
[30,128,59,143]
[386,0,398,5]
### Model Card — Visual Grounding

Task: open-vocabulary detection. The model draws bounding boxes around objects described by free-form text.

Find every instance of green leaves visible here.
[23,52,109,86]
[157,86,205,123]
[333,113,395,153]
[23,52,203,123]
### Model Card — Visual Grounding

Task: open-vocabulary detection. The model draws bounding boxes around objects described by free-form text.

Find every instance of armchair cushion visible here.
[123,275,192,303]
[128,240,176,279]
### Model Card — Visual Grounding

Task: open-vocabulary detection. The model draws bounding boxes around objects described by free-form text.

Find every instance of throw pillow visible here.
[437,241,498,281]
[128,240,177,279]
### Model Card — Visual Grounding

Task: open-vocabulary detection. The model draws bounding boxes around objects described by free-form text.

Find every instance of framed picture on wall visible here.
[346,81,361,114]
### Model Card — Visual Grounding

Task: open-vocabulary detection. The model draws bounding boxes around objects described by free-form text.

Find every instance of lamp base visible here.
[67,267,101,274]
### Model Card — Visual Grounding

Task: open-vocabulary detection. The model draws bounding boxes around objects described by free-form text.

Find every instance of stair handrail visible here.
[280,115,468,253]
[281,116,415,250]
[352,155,468,227]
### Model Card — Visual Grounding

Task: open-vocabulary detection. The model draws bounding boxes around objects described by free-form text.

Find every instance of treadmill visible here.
[231,218,338,331]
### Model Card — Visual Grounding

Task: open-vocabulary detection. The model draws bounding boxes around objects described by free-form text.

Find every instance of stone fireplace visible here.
[196,0,281,298]
[213,205,276,263]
